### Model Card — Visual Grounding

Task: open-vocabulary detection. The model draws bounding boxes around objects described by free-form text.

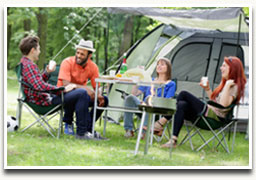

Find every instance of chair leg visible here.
[58,109,63,139]
[21,104,59,138]
[179,118,201,150]
[196,128,211,149]
[16,100,23,128]
[215,131,229,152]
[196,118,233,153]
[232,121,238,152]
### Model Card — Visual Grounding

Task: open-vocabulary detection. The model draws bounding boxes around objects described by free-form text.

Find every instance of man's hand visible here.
[46,64,56,74]
[64,83,77,93]
[86,88,95,101]
[98,95,105,107]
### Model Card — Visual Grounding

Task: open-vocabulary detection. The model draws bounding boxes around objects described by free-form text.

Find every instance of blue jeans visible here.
[123,95,148,131]
[52,88,108,136]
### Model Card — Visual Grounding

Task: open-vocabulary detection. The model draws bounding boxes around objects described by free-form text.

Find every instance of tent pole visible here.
[236,14,242,57]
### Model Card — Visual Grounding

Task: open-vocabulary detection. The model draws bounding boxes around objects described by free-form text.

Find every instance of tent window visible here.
[150,36,169,60]
[214,43,244,84]
[171,43,211,82]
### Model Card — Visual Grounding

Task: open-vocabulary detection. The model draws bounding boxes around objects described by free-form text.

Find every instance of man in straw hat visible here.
[57,39,108,140]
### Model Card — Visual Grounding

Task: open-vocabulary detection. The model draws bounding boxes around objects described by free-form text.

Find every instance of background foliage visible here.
[7,7,155,72]
[7,7,249,72]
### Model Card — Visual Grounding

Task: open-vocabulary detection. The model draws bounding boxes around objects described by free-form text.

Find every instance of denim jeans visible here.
[123,95,148,131]
[52,88,108,136]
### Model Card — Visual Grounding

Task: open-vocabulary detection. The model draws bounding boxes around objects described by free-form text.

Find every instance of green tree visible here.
[36,7,48,69]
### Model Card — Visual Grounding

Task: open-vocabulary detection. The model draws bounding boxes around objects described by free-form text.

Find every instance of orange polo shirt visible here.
[57,56,99,89]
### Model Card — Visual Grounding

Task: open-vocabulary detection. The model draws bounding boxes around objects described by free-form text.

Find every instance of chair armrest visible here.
[47,86,65,93]
[207,100,235,109]
[21,80,65,93]
[115,88,130,99]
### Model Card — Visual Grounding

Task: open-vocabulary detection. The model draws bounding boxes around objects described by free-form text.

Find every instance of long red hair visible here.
[211,56,247,104]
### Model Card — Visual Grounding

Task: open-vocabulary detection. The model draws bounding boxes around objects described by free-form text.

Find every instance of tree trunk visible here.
[134,17,141,43]
[36,8,48,70]
[103,14,109,75]
[119,16,134,57]
[23,19,31,32]
[7,7,12,69]
[95,28,101,65]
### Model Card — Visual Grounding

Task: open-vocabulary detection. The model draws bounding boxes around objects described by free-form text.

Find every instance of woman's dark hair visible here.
[156,57,172,80]
[19,36,40,55]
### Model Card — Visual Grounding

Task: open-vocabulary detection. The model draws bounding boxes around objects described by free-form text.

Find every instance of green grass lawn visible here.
[6,71,249,167]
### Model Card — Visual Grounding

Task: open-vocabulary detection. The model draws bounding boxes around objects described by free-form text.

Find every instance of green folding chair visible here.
[179,100,238,153]
[15,63,65,138]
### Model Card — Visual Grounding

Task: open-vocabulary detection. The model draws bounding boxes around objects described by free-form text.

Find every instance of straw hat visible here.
[75,39,96,52]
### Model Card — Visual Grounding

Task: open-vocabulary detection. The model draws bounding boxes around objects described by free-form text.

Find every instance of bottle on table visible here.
[120,53,127,74]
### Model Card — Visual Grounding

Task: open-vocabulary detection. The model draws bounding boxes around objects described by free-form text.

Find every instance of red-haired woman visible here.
[161,56,247,148]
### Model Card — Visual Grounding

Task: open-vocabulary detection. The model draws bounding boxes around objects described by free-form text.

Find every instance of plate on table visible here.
[99,75,116,80]
[117,77,134,82]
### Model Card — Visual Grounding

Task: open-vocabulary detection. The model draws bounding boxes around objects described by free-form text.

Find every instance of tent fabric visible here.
[106,8,249,122]
[108,7,242,20]
[106,23,248,122]
[108,7,248,32]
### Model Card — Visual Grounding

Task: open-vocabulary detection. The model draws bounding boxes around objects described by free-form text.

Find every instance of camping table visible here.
[92,77,173,155]
[135,99,176,158]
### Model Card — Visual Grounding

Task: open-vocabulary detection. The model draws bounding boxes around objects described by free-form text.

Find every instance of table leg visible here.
[103,83,110,136]
[92,83,99,138]
[169,115,174,158]
[144,113,152,155]
[150,114,155,145]
[135,111,146,155]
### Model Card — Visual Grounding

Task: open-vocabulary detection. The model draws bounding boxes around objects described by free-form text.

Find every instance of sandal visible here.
[142,126,163,136]
[142,120,165,136]
[161,138,177,148]
[154,120,164,132]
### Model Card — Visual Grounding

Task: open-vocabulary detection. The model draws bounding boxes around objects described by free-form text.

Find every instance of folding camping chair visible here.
[179,100,238,153]
[15,63,65,138]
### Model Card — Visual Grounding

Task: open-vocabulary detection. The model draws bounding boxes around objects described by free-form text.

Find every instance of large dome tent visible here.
[105,7,249,131]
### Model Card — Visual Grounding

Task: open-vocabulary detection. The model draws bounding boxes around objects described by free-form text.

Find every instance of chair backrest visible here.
[15,63,28,101]
[172,78,178,98]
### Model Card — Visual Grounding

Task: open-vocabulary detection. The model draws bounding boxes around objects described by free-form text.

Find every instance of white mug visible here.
[49,60,56,71]
[201,76,208,86]
[109,70,116,77]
